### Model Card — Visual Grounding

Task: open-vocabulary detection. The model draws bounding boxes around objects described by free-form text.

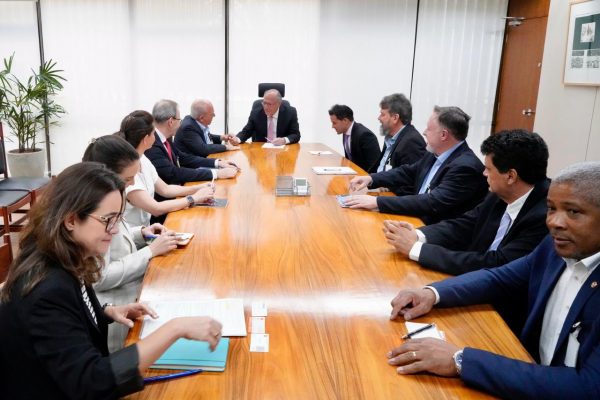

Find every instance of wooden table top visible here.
[125,142,531,400]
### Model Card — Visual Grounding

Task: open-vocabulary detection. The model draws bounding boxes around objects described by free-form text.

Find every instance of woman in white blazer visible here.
[83,135,180,350]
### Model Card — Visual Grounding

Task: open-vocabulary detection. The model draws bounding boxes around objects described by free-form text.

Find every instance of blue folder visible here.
[150,338,229,371]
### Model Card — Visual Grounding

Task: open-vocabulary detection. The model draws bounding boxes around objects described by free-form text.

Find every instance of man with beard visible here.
[386,161,600,399]
[346,106,487,224]
[370,93,426,173]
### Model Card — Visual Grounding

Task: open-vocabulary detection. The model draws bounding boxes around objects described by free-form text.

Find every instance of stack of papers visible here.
[151,338,230,371]
[312,166,357,175]
[141,298,247,338]
[262,142,285,149]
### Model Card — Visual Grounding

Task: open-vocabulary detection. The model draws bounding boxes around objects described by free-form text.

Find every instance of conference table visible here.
[126,142,532,399]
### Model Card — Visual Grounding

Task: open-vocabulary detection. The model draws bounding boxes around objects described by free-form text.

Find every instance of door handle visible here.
[522,109,536,116]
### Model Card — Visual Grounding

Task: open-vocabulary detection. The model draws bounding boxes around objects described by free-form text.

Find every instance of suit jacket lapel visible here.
[551,266,600,364]
[415,153,437,193]
[429,142,467,187]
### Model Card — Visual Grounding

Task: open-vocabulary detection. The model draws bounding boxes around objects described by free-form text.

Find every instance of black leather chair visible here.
[0,124,46,235]
[252,83,290,111]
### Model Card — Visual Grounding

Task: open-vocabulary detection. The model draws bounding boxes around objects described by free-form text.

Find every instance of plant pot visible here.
[6,148,47,177]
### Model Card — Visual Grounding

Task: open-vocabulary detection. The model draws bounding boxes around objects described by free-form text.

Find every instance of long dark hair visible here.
[1,162,125,302]
[83,135,140,173]
[115,110,154,149]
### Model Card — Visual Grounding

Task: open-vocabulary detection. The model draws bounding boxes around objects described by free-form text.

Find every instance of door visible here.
[493,0,550,133]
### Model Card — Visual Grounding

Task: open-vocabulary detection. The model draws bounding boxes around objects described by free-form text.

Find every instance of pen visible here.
[323,168,341,171]
[144,369,203,384]
[402,323,435,339]
[144,234,158,240]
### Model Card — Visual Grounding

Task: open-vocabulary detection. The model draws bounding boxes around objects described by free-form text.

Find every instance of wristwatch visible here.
[102,302,114,311]
[453,349,464,375]
[186,195,195,207]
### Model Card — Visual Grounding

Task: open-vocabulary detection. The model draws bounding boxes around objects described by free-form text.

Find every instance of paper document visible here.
[262,143,285,149]
[309,150,333,155]
[312,166,357,175]
[141,298,247,338]
[404,322,445,340]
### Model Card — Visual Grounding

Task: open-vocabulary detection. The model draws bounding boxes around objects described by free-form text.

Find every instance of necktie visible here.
[418,158,442,194]
[164,139,174,163]
[489,211,512,251]
[267,117,275,141]
[343,134,352,158]
[205,128,213,144]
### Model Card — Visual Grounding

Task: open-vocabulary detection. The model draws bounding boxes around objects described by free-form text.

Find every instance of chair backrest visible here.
[253,83,290,111]
[0,124,7,177]
[0,234,13,283]
[258,83,285,98]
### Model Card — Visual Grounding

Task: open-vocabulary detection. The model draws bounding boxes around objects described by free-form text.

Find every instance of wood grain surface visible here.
[125,142,531,400]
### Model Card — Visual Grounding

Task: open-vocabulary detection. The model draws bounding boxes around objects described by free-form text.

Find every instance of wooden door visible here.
[493,0,550,133]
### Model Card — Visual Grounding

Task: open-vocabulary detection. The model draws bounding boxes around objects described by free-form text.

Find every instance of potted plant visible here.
[0,53,66,177]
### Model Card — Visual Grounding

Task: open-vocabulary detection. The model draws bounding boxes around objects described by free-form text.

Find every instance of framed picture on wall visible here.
[564,0,600,86]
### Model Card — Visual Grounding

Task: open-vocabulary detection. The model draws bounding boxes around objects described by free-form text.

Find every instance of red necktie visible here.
[164,140,174,163]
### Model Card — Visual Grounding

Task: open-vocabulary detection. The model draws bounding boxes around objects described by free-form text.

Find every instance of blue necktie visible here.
[489,211,512,251]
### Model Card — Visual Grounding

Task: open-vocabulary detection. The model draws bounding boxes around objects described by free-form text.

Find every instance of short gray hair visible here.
[264,89,282,102]
[379,93,412,125]
[553,161,600,208]
[190,99,210,119]
[152,99,178,123]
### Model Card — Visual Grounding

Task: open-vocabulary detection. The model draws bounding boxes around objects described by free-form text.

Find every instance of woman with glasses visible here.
[83,135,180,351]
[117,110,214,227]
[0,162,222,399]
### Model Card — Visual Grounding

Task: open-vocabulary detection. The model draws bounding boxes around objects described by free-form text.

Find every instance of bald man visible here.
[174,99,238,158]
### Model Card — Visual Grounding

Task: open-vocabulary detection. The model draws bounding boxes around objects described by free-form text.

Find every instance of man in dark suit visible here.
[346,106,487,224]
[370,93,426,173]
[328,104,380,172]
[145,99,238,186]
[383,129,550,275]
[386,161,600,399]
[174,99,239,159]
[231,89,300,145]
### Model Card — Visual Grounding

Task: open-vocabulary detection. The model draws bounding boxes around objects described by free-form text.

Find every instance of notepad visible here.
[151,338,230,371]
[141,298,247,338]
[312,166,357,175]
[404,322,445,340]
[175,232,194,246]
[195,198,228,208]
[262,143,285,149]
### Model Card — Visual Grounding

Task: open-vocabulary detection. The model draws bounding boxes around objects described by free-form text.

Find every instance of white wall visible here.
[534,0,600,177]
[1,0,508,174]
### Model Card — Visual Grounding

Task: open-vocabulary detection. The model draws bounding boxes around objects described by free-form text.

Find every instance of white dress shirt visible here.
[539,251,600,365]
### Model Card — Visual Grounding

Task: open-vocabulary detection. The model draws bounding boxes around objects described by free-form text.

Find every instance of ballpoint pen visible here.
[402,323,435,340]
[144,369,203,384]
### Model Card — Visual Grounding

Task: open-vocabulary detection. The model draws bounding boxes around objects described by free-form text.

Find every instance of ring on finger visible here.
[411,351,417,360]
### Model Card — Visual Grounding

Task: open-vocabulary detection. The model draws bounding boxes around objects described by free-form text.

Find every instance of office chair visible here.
[252,83,290,111]
[0,234,12,283]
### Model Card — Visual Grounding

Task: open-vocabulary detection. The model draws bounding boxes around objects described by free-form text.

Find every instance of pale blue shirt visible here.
[194,120,212,144]
[377,126,406,172]
[417,141,464,194]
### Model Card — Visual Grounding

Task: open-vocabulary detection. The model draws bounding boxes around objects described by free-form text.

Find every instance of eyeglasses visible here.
[87,213,123,233]
[170,116,181,121]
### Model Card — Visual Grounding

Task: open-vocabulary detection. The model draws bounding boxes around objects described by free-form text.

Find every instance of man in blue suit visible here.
[346,106,487,224]
[386,161,600,399]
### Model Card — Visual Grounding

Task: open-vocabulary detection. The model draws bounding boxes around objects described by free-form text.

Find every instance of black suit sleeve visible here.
[392,132,427,167]
[176,149,217,169]
[419,211,548,275]
[177,125,226,157]
[283,107,301,144]
[29,285,143,399]
[237,112,257,143]
[375,162,484,220]
[145,146,213,185]
[358,130,381,171]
